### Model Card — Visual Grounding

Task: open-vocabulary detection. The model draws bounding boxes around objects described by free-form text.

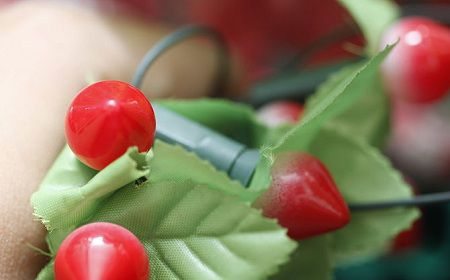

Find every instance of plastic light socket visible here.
[153,104,259,186]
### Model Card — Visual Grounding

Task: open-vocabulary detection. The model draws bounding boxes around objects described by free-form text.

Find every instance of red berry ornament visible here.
[256,152,350,240]
[257,101,304,127]
[65,81,156,170]
[55,222,149,280]
[380,17,450,103]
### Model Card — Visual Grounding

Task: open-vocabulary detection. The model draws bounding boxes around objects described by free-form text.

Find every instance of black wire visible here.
[277,23,360,73]
[349,191,450,211]
[131,25,229,96]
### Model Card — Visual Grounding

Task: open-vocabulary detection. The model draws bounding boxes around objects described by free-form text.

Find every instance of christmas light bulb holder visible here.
[152,104,260,186]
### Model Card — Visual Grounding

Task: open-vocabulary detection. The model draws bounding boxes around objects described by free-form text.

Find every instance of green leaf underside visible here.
[331,79,390,147]
[249,45,394,192]
[31,146,149,232]
[311,63,390,147]
[33,142,295,279]
[310,126,420,265]
[276,44,394,153]
[96,182,295,280]
[36,261,54,280]
[339,0,400,55]
[149,140,261,202]
[271,236,333,280]
[157,99,269,148]
[36,181,296,280]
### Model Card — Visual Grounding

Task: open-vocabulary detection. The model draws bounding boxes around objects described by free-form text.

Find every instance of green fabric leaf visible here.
[271,236,333,280]
[149,140,261,202]
[309,126,420,265]
[31,146,149,232]
[331,78,390,147]
[157,99,269,148]
[249,46,393,192]
[33,140,295,279]
[339,0,399,55]
[275,44,393,153]
[94,181,296,280]
[36,261,54,280]
[36,181,297,280]
[31,146,150,255]
[316,64,391,147]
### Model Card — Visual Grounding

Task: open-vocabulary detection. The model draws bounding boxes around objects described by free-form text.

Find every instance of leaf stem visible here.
[26,243,52,257]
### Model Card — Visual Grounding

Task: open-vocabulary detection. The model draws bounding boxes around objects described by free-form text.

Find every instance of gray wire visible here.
[349,191,450,211]
[132,25,229,95]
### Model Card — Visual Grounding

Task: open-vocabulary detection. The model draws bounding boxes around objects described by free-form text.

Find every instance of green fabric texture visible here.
[33,142,296,280]
[311,126,419,265]
[272,236,333,280]
[249,44,394,193]
[313,65,390,147]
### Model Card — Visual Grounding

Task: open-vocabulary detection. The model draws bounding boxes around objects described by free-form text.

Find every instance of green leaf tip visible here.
[339,0,400,55]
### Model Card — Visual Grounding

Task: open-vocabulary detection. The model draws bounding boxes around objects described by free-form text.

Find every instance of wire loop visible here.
[132,25,229,96]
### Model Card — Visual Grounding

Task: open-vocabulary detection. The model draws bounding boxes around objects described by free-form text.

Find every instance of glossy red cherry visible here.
[65,80,156,170]
[380,17,450,103]
[256,152,350,240]
[257,101,304,127]
[54,222,149,280]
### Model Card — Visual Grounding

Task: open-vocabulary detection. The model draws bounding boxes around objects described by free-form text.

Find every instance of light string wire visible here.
[132,25,229,96]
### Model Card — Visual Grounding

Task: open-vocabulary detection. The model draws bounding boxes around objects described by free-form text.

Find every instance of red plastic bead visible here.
[54,222,149,280]
[65,80,156,170]
[257,101,304,127]
[381,17,450,103]
[257,152,350,240]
